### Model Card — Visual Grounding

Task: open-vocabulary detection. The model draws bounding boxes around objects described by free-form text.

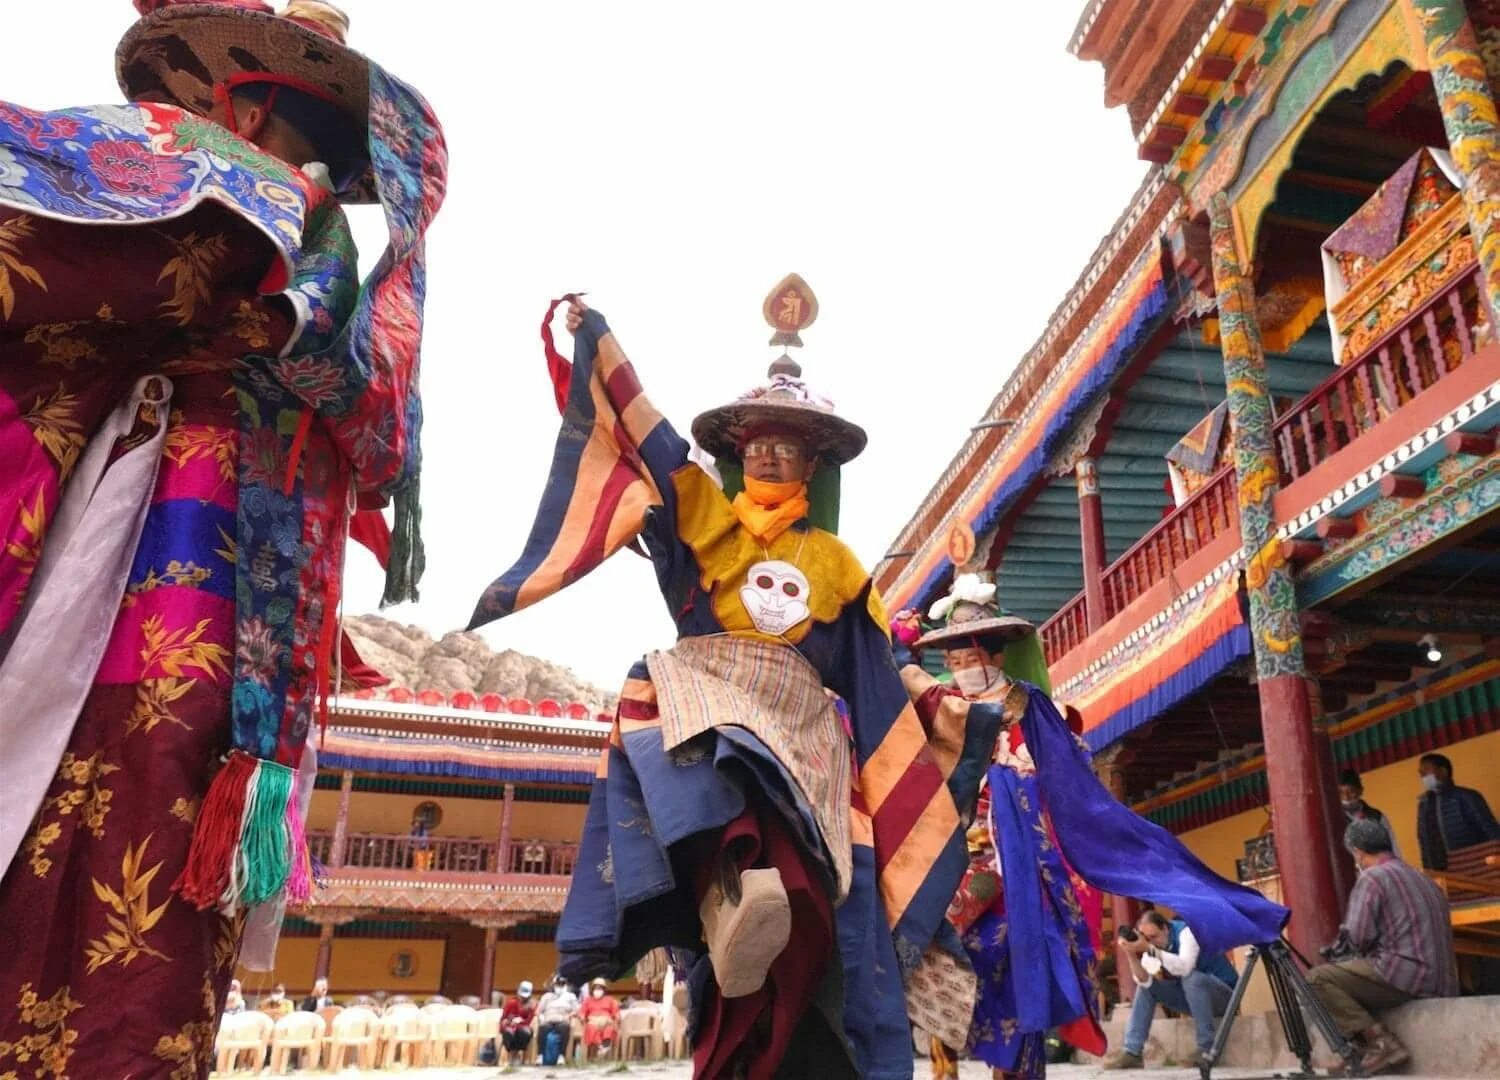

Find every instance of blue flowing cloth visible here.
[966,759,1098,1073]
[1019,687,1289,956]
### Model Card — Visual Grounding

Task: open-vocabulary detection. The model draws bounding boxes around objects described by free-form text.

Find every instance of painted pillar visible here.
[1408,0,1500,321]
[1208,193,1341,958]
[481,925,499,1004]
[1077,455,1110,631]
[497,783,516,874]
[1306,678,1357,907]
[330,769,354,869]
[1094,745,1140,1005]
[314,922,335,982]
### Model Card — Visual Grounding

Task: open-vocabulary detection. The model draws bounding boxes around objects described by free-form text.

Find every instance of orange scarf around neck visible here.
[731,477,810,545]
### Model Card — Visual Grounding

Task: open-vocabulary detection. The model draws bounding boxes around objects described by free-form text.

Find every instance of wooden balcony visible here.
[296,832,579,921]
[308,831,579,878]
[1275,262,1483,483]
[1040,466,1238,664]
[1039,260,1486,668]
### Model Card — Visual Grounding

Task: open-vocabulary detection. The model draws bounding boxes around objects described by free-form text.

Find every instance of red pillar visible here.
[480,925,499,1004]
[314,922,335,982]
[1077,456,1109,631]
[1258,674,1343,957]
[330,770,353,868]
[496,783,515,873]
[1098,748,1140,1005]
[1313,736,1357,910]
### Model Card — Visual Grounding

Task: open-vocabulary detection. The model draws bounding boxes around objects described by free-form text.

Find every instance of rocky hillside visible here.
[343,614,615,712]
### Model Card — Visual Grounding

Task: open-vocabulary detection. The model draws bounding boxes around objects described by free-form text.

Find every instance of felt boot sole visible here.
[700,867,791,999]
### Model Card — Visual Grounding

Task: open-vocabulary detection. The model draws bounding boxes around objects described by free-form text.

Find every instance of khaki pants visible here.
[1306,958,1413,1035]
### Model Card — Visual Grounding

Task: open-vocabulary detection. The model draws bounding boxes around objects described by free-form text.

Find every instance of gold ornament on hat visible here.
[763,273,819,349]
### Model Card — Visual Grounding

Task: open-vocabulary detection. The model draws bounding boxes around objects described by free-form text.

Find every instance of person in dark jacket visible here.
[299,977,333,1013]
[1416,754,1500,870]
[1339,770,1400,858]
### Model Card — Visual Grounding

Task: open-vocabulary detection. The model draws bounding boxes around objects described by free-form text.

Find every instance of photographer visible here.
[1305,818,1458,1075]
[1103,911,1238,1070]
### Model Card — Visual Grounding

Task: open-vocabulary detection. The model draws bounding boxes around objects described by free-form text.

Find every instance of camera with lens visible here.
[1318,930,1355,963]
[1118,926,1140,944]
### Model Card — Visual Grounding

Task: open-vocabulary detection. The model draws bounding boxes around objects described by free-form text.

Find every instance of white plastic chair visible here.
[474,1007,504,1064]
[430,1003,480,1066]
[619,1006,662,1061]
[214,1011,273,1074]
[268,1011,324,1073]
[379,1009,432,1068]
[325,1005,378,1070]
[668,982,690,1058]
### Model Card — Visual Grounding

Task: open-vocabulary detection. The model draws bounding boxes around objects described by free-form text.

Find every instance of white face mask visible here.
[1421,774,1441,792]
[953,664,1000,696]
[592,988,604,998]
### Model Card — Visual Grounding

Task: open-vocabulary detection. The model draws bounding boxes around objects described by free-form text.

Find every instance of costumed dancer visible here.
[469,277,1005,1079]
[0,3,445,1076]
[894,574,1105,1079]
[893,574,1293,1079]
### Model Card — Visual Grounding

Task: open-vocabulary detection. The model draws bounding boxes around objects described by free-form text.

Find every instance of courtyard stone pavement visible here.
[225,1064,1456,1079]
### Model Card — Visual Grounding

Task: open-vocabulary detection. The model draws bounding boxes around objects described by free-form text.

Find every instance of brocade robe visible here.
[0,101,361,1080]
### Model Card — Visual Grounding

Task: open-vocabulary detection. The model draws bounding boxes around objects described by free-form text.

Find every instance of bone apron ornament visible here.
[740,560,812,636]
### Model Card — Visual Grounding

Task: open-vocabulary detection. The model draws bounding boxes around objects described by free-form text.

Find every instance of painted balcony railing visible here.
[1275,262,1483,483]
[1040,592,1090,666]
[307,831,579,877]
[1040,466,1239,665]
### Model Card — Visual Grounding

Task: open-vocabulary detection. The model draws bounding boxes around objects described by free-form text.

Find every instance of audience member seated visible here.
[223,979,245,1015]
[536,975,578,1065]
[260,984,294,1021]
[580,977,620,1061]
[299,976,334,1012]
[1103,910,1238,1070]
[1339,769,1400,858]
[1416,754,1500,870]
[1307,818,1459,1075]
[501,980,537,1064]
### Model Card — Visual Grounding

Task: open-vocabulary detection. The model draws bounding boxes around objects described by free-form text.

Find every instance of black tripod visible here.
[1199,939,1363,1080]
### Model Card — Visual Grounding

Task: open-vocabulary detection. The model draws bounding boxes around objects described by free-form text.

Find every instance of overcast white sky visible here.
[9,2,1146,689]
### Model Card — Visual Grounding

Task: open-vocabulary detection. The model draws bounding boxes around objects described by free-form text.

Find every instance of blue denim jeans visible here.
[1123,969,1235,1055]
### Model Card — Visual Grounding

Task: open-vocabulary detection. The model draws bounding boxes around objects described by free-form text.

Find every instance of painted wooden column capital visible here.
[1407,0,1500,323]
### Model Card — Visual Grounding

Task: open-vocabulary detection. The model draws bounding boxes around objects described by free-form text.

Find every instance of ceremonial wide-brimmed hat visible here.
[691,354,868,466]
[915,572,1034,650]
[116,0,377,200]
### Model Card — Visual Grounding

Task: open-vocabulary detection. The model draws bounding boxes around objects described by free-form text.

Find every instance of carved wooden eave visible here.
[875,174,1181,600]
[1072,0,1221,129]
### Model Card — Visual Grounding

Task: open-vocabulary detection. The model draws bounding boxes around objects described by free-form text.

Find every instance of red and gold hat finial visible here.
[763,273,819,352]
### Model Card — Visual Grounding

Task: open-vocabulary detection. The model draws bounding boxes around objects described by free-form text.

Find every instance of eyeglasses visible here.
[742,440,806,461]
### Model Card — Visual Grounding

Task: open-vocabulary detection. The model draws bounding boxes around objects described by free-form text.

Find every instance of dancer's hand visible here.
[565,297,589,334]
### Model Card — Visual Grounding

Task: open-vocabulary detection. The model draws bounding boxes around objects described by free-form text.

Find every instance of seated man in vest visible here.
[1107,910,1238,1069]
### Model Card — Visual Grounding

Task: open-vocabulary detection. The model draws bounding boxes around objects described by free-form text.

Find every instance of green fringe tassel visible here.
[240,760,294,907]
[1003,632,1052,697]
[382,476,425,607]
